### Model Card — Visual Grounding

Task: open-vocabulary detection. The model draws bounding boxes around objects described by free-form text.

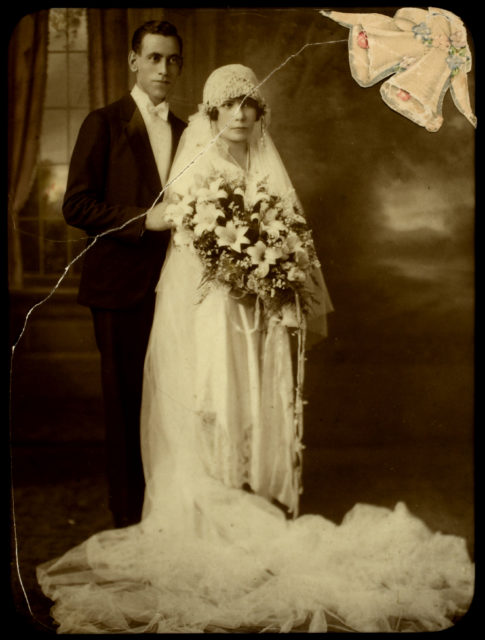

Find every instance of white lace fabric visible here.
[37,498,474,633]
[202,63,267,110]
[321,7,477,132]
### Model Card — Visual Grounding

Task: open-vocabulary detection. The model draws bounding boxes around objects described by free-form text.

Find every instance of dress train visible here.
[37,243,474,633]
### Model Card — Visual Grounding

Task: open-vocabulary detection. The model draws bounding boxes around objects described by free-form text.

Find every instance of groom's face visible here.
[129,34,182,105]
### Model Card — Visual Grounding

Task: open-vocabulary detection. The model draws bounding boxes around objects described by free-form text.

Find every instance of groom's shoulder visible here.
[77,94,135,140]
[96,93,136,120]
[82,94,135,125]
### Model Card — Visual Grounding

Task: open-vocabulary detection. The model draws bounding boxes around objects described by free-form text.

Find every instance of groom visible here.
[62,20,186,527]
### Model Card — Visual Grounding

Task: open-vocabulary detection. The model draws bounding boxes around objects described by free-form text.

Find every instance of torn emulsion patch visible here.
[320,6,477,132]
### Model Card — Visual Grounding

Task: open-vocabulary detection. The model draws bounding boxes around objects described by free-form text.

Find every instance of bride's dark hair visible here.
[208,96,265,122]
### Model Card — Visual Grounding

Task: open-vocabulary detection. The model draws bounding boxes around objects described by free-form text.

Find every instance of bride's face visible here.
[215,97,258,144]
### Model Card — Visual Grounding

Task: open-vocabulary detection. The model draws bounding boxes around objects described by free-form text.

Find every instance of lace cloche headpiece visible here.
[202,64,266,111]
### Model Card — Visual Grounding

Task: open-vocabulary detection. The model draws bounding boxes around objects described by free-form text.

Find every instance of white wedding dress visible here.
[37,133,474,634]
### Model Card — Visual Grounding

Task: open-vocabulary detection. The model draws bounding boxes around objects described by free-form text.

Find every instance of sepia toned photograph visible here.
[9,5,476,633]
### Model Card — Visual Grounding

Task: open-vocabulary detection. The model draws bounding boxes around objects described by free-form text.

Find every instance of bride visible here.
[37,64,474,634]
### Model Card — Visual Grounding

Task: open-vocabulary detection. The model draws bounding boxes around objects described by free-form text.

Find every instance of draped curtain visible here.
[7,10,49,290]
[87,9,130,110]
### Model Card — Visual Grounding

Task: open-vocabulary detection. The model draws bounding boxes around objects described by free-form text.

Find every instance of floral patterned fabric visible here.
[321,7,477,132]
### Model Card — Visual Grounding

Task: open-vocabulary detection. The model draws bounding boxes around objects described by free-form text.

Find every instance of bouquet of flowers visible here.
[165,171,321,323]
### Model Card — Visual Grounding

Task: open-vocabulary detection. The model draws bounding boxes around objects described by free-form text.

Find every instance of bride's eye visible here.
[221,100,235,109]
[243,98,258,111]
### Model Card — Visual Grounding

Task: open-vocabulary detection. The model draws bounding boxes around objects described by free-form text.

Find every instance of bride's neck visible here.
[226,141,249,170]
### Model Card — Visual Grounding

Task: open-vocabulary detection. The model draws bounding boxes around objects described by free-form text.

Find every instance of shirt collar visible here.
[131,83,169,121]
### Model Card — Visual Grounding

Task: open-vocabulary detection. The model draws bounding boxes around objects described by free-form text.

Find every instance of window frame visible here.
[18,7,90,290]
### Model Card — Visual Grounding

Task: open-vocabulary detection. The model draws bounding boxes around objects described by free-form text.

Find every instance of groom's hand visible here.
[144,202,172,231]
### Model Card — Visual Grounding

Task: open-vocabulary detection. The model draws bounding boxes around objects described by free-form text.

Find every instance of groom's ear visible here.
[128,50,138,73]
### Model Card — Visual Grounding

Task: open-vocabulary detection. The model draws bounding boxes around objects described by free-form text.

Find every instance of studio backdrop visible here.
[9,5,475,525]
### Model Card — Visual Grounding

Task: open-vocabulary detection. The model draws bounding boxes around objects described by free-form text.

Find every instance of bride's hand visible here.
[144,202,173,231]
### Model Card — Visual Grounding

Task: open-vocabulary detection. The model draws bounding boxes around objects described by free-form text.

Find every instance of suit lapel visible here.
[122,96,162,197]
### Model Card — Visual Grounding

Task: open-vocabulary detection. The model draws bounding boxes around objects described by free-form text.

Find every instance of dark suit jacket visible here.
[63,93,186,309]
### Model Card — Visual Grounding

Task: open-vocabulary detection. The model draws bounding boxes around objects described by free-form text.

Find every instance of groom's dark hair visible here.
[131,20,183,56]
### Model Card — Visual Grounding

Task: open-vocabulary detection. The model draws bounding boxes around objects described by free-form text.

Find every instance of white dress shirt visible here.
[131,83,172,187]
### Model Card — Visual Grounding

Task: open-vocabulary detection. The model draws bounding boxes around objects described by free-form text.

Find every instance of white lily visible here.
[215,220,250,253]
[261,208,287,238]
[193,202,222,237]
[196,176,228,202]
[246,240,282,277]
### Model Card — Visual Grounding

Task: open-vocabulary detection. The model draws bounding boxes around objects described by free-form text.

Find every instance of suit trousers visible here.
[91,293,156,527]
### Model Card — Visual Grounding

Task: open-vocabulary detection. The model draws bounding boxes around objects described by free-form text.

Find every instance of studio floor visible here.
[9,396,475,634]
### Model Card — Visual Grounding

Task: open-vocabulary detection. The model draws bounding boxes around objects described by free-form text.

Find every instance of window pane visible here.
[68,109,88,157]
[18,220,40,272]
[67,8,87,50]
[68,53,89,108]
[38,164,69,220]
[44,220,68,274]
[45,53,68,107]
[19,6,90,284]
[48,8,67,51]
[41,110,68,164]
